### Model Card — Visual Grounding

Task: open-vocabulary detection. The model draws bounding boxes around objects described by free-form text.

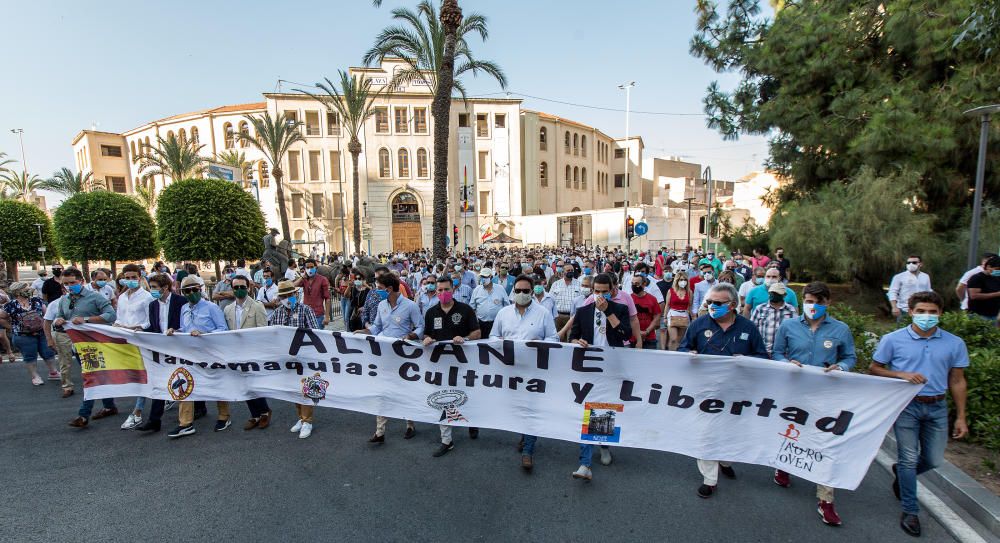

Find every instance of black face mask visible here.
[631,285,643,294]
[52,269,62,278]
[768,292,784,304]
[564,271,575,279]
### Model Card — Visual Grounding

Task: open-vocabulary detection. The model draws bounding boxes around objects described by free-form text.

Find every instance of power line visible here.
[506,91,705,116]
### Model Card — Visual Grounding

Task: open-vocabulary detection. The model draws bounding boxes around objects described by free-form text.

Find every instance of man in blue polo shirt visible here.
[770,282,856,527]
[869,290,969,538]
[743,267,798,316]
[678,282,768,500]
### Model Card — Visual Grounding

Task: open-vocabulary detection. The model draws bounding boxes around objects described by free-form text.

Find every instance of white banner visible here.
[71,325,920,489]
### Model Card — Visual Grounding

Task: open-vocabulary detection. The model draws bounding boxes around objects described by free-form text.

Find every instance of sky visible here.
[0,0,772,203]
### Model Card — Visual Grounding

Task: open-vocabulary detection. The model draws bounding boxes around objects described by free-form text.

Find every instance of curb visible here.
[881,434,1000,540]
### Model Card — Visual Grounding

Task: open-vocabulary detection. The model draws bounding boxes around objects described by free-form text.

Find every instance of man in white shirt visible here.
[255,269,280,319]
[31,271,47,298]
[84,269,116,305]
[470,268,509,337]
[548,262,582,331]
[113,264,153,430]
[490,275,558,473]
[956,253,996,310]
[887,255,932,321]
[233,259,253,281]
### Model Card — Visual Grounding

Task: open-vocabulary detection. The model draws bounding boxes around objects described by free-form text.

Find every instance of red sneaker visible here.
[818,501,842,526]
[773,469,791,488]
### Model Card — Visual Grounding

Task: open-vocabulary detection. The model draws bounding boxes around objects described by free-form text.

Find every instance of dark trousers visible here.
[246,398,271,418]
[479,320,494,338]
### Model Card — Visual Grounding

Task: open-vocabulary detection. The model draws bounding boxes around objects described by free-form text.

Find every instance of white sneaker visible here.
[290,420,303,433]
[299,422,313,439]
[120,413,142,430]
[572,465,593,480]
[600,447,613,466]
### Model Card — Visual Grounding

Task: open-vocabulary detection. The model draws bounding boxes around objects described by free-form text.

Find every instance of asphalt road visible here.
[1,360,954,543]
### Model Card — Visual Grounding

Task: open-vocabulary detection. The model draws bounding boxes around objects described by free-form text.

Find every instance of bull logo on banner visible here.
[427,390,469,423]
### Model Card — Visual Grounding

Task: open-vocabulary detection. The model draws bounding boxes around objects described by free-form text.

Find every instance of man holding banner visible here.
[490,274,558,472]
[678,282,768,498]
[422,275,481,457]
[268,280,321,439]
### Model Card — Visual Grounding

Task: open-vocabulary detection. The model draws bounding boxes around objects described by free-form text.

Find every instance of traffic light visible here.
[626,216,635,240]
[453,224,459,246]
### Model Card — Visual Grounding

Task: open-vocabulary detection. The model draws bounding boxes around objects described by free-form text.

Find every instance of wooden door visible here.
[392,222,422,252]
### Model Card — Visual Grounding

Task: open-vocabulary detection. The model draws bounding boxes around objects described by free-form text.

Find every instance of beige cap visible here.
[479,267,494,277]
[180,276,203,289]
[767,282,787,295]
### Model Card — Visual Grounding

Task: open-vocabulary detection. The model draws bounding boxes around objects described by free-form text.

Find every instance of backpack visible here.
[20,309,44,335]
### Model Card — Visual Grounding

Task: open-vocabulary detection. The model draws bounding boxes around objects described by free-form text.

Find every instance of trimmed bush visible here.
[0,199,57,263]
[156,178,265,262]
[53,191,157,264]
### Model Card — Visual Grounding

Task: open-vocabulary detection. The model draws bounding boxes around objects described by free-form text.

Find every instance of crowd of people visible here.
[1,244,997,537]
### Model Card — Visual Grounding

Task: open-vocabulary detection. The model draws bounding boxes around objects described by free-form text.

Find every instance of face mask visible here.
[581,287,592,295]
[677,280,687,289]
[707,254,715,259]
[564,271,575,279]
[227,273,235,279]
[185,291,202,304]
[601,293,613,301]
[96,280,107,288]
[803,303,827,320]
[52,269,63,278]
[354,279,363,287]
[452,278,460,287]
[265,278,273,287]
[906,263,918,272]
[438,291,453,305]
[632,285,643,294]
[702,272,714,281]
[150,290,163,300]
[281,296,297,309]
[754,277,765,285]
[124,279,140,290]
[233,287,248,299]
[583,267,592,275]
[533,285,544,296]
[499,270,508,276]
[912,314,939,331]
[424,283,436,292]
[455,265,463,272]
[665,273,673,281]
[307,268,317,276]
[375,289,389,301]
[708,302,730,320]
[992,270,1000,277]
[67,284,82,295]
[512,292,532,306]
[140,271,147,278]
[765,278,777,287]
[768,292,784,304]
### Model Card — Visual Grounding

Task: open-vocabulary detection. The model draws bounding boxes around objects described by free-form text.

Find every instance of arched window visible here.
[144,137,151,151]
[238,121,250,148]
[417,148,429,177]
[565,131,570,154]
[178,128,187,144]
[581,135,587,157]
[223,123,234,149]
[573,133,579,155]
[191,126,199,144]
[259,161,270,188]
[573,166,579,189]
[565,165,571,188]
[581,168,587,190]
[167,130,175,142]
[539,162,548,187]
[398,148,410,178]
[130,141,137,162]
[539,127,547,151]
[378,148,391,178]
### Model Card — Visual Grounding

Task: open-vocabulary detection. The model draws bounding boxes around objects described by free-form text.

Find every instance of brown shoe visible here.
[258,412,271,429]
[92,407,118,420]
[243,418,260,431]
[521,455,533,472]
[61,388,74,398]
[68,417,88,428]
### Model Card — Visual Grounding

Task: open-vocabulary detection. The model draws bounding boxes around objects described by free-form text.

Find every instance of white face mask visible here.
[581,287,592,295]
[677,280,687,289]
[512,292,532,306]
[702,272,714,281]
[765,278,778,287]
[906,263,919,272]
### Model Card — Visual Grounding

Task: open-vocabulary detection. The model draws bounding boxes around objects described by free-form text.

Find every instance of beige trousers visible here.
[179,401,229,426]
[53,331,75,390]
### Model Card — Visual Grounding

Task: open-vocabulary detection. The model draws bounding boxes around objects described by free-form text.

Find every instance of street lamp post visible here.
[683,197,696,247]
[34,223,46,273]
[618,81,635,252]
[963,104,1000,269]
[363,201,371,255]
[10,128,26,176]
[701,166,713,253]
[248,170,260,203]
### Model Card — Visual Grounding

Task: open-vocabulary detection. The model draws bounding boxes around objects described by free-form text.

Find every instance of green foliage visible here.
[48,167,95,196]
[691,0,1000,221]
[156,178,265,262]
[137,133,207,183]
[0,200,57,262]
[0,170,58,201]
[963,348,1000,452]
[720,218,770,256]
[941,311,1000,349]
[830,303,879,372]
[53,191,157,263]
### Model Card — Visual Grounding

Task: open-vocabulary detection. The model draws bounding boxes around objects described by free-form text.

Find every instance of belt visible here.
[557,312,571,316]
[913,394,946,404]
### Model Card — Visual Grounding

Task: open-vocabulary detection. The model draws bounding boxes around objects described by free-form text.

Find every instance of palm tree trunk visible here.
[431,0,463,261]
[273,169,292,241]
[350,146,362,255]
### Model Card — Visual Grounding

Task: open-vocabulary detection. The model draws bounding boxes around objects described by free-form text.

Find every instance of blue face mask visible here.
[227,273,235,279]
[480,277,491,285]
[583,267,592,275]
[375,289,389,301]
[424,283,435,292]
[452,278,460,287]
[125,279,140,290]
[754,277,764,285]
[265,278,273,287]
[284,295,298,309]
[601,293,612,301]
[68,284,83,295]
[992,270,1000,277]
[912,314,939,331]
[533,285,545,296]
[307,268,317,276]
[150,290,162,300]
[708,302,730,319]
[96,280,107,288]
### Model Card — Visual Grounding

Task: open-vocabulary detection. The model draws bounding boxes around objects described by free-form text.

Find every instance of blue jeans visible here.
[79,398,116,419]
[13,333,55,362]
[894,399,948,515]
[521,434,537,456]
[340,298,351,328]
[579,444,610,467]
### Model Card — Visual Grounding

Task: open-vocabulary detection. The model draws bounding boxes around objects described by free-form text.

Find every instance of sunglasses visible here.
[512,288,531,294]
[182,287,201,294]
[906,261,920,265]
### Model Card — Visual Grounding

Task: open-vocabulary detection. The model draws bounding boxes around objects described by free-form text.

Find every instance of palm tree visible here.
[239,112,304,241]
[0,152,14,175]
[297,71,381,254]
[132,178,157,211]
[136,133,208,185]
[47,167,95,196]
[366,0,506,259]
[0,171,57,202]
[213,150,254,183]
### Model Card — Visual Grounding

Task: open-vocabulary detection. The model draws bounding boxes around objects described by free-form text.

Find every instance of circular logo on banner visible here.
[427,390,469,423]
[167,368,194,400]
[301,372,330,405]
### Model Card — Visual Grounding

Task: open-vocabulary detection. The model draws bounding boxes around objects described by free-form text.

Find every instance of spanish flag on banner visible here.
[66,329,147,390]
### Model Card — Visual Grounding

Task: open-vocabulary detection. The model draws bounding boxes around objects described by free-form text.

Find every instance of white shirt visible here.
[234,298,247,327]
[489,303,558,341]
[592,308,609,347]
[284,268,298,281]
[959,266,984,310]
[234,267,252,281]
[738,279,759,301]
[548,278,582,314]
[157,294,171,334]
[470,283,508,322]
[256,283,279,319]
[116,288,153,328]
[44,296,61,320]
[887,270,932,311]
[84,282,116,302]
[32,277,45,296]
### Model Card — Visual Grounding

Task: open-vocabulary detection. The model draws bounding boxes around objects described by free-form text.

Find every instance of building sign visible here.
[206,162,241,182]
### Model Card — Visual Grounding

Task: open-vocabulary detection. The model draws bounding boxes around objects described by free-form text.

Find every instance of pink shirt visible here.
[751,255,771,269]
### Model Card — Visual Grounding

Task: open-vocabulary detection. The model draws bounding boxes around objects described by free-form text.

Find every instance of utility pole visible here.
[618,81,635,251]
[702,166,713,253]
[10,128,26,175]
[963,105,1000,269]
[683,197,696,247]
